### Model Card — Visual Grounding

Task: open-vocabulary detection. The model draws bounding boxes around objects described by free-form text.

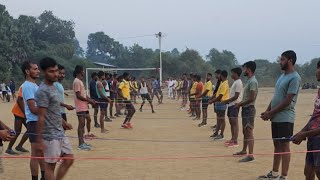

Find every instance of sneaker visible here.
[239,155,254,163]
[210,125,217,129]
[126,122,133,129]
[15,146,29,153]
[210,133,218,138]
[139,108,142,112]
[214,134,224,141]
[78,143,91,150]
[279,176,287,180]
[121,124,129,129]
[110,116,116,119]
[94,123,101,128]
[258,171,279,180]
[189,114,195,117]
[152,110,155,113]
[224,140,233,145]
[105,117,112,122]
[198,123,207,127]
[225,142,239,148]
[85,143,92,147]
[5,149,19,155]
[233,151,247,156]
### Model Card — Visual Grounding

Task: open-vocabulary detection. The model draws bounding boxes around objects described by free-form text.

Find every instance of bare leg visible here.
[56,154,74,180]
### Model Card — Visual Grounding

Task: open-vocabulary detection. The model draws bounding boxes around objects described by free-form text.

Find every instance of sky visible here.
[2,0,320,64]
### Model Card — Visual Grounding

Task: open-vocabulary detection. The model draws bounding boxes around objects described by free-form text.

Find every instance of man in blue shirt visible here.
[21,61,46,180]
[260,50,301,180]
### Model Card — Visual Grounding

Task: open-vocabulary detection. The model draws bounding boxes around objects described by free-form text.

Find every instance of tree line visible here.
[0,4,318,88]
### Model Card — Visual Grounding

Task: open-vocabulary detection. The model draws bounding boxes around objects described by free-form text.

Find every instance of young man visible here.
[139,77,155,113]
[54,64,75,122]
[198,73,213,127]
[89,72,100,128]
[96,71,111,133]
[9,80,16,101]
[73,65,96,150]
[194,75,203,120]
[233,61,258,163]
[0,120,14,173]
[35,57,74,180]
[107,74,116,119]
[260,50,301,180]
[151,77,163,104]
[211,70,222,130]
[292,60,320,180]
[118,72,136,129]
[209,70,229,140]
[223,67,243,147]
[180,74,188,108]
[0,81,7,102]
[189,75,198,116]
[102,73,112,121]
[6,85,29,155]
[21,61,46,180]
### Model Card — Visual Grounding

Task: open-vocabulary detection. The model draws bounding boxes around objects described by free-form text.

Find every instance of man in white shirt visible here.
[222,67,243,147]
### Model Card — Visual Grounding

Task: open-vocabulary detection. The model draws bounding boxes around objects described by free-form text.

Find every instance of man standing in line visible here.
[89,72,100,128]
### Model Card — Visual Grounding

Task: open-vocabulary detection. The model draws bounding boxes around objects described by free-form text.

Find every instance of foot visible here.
[105,117,112,122]
[121,124,129,129]
[139,108,142,112]
[198,123,207,127]
[224,140,233,145]
[152,110,155,113]
[15,146,29,153]
[239,155,254,163]
[258,171,279,180]
[189,114,195,117]
[126,122,133,129]
[101,129,109,133]
[210,125,217,129]
[213,134,224,141]
[94,123,101,128]
[233,151,247,156]
[77,143,91,150]
[225,141,239,148]
[192,117,200,120]
[110,116,116,119]
[210,133,218,138]
[5,149,19,155]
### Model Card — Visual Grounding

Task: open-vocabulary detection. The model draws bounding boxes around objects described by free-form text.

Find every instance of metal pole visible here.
[86,68,89,95]
[157,32,163,83]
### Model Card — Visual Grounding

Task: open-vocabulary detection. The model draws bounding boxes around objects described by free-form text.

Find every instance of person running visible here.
[118,72,136,129]
[222,67,243,148]
[6,85,29,155]
[21,60,46,180]
[89,72,100,128]
[233,61,258,163]
[35,57,74,180]
[54,64,75,122]
[139,77,155,113]
[198,73,213,127]
[9,80,16,101]
[292,60,320,180]
[260,50,301,180]
[209,70,229,140]
[194,75,203,120]
[96,71,111,133]
[73,65,96,150]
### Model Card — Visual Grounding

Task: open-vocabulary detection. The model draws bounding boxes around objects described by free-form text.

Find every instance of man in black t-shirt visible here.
[89,72,100,128]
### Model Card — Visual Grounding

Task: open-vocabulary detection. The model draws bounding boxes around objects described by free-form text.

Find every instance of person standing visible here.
[260,50,301,180]
[139,77,155,113]
[89,72,100,128]
[194,75,203,120]
[0,81,7,102]
[198,73,213,127]
[233,61,258,163]
[9,80,16,101]
[96,71,111,133]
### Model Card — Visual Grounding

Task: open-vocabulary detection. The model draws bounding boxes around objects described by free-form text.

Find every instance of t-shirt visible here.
[242,76,258,107]
[35,83,64,141]
[271,71,301,123]
[216,80,229,102]
[11,86,25,118]
[214,80,221,95]
[0,83,6,91]
[73,78,88,112]
[9,82,15,92]
[89,80,98,99]
[119,80,130,99]
[196,81,203,99]
[202,80,213,97]
[229,79,243,106]
[306,89,320,139]
[53,82,65,113]
[190,82,198,98]
[22,81,38,123]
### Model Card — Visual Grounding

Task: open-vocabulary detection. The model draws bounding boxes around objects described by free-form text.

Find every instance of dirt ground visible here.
[0,88,317,180]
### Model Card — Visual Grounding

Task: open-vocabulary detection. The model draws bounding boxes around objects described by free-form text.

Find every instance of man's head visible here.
[57,64,65,82]
[214,70,221,80]
[195,75,201,82]
[105,73,111,80]
[118,75,124,82]
[242,61,256,77]
[141,77,145,82]
[220,70,228,81]
[151,76,155,81]
[39,57,59,83]
[73,65,84,79]
[206,73,212,81]
[98,71,105,80]
[231,67,242,80]
[123,72,130,81]
[21,60,40,80]
[113,74,118,80]
[91,72,98,81]
[317,60,320,81]
[280,50,297,71]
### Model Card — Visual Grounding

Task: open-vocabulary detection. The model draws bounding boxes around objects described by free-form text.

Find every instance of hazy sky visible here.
[2,0,320,64]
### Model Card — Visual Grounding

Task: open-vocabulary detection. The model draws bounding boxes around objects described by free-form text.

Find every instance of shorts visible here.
[14,115,25,121]
[141,94,151,101]
[98,98,108,109]
[202,96,209,109]
[306,137,320,167]
[227,105,239,119]
[195,99,201,107]
[27,121,38,143]
[271,122,294,142]
[1,91,7,95]
[61,113,67,122]
[242,106,256,129]
[153,89,163,96]
[91,98,99,108]
[43,137,73,163]
[76,111,89,117]
[215,102,227,111]
[123,100,135,110]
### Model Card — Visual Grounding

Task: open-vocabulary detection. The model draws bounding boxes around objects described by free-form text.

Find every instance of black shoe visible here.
[210,133,218,138]
[139,108,142,112]
[198,123,207,127]
[152,110,155,113]
[94,123,101,128]
[15,146,29,153]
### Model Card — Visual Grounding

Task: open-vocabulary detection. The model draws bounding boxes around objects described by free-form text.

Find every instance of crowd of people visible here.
[0,50,320,179]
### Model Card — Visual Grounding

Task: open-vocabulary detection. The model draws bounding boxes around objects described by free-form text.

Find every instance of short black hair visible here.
[221,70,228,78]
[21,61,33,77]
[123,72,129,78]
[231,67,242,77]
[98,71,105,78]
[196,74,201,81]
[118,75,123,81]
[215,69,222,74]
[91,72,97,79]
[207,73,212,77]
[282,50,297,65]
[58,64,65,70]
[243,61,256,73]
[39,57,57,71]
[317,60,320,68]
[73,65,84,78]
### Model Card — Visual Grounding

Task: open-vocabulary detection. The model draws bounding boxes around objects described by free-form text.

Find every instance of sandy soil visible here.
[0,88,317,180]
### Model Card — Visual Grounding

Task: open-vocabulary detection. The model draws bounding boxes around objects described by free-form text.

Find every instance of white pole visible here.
[157,32,163,83]
[86,68,89,95]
